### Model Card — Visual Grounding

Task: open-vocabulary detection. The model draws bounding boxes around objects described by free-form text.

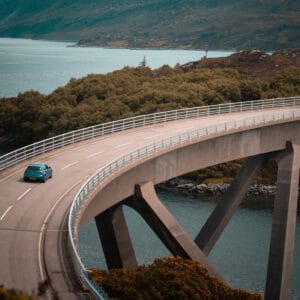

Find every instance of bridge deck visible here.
[0,107,299,298]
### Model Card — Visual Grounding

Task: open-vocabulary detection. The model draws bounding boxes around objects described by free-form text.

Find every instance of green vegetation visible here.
[0,286,35,300]
[181,159,278,185]
[1,53,299,151]
[0,51,299,184]
[90,256,262,299]
[0,0,299,50]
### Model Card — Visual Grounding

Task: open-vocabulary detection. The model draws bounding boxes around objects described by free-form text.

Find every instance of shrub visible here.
[89,257,262,300]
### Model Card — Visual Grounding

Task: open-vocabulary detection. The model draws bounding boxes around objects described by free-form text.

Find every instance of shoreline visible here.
[71,41,234,52]
[157,178,300,209]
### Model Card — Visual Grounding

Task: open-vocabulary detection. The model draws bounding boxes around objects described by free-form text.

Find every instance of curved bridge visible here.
[0,97,299,300]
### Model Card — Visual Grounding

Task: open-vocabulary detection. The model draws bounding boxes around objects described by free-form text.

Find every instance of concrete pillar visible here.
[195,154,267,255]
[95,205,138,269]
[265,142,300,300]
[124,181,224,282]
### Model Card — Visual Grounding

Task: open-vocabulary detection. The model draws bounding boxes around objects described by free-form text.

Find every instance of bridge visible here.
[0,97,299,300]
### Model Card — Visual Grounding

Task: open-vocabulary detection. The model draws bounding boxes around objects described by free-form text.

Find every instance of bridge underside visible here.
[79,122,300,300]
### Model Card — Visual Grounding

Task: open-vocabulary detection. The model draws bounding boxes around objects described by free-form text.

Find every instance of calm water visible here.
[79,189,300,298]
[1,37,299,298]
[0,37,232,97]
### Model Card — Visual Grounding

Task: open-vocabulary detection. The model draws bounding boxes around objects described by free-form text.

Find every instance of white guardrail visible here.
[69,97,300,299]
[1,97,300,299]
[0,97,298,171]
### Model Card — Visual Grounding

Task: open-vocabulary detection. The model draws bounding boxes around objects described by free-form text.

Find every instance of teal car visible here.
[23,163,53,183]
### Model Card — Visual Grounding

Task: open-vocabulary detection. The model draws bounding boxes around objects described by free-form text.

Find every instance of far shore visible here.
[157,178,300,209]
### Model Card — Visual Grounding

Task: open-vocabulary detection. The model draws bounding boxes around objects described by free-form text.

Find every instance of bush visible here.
[0,285,35,300]
[90,257,262,300]
[1,65,299,151]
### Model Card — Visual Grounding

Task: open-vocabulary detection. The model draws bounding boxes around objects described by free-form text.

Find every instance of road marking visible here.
[0,169,23,183]
[174,127,195,132]
[38,175,90,286]
[115,142,131,148]
[86,150,104,159]
[143,134,161,139]
[46,229,69,232]
[61,161,78,170]
[0,205,13,221]
[17,188,32,201]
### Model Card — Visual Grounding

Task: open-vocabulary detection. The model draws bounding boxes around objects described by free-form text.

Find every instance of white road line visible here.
[17,188,32,201]
[143,134,161,140]
[86,150,104,159]
[0,205,13,221]
[46,229,69,232]
[115,142,131,148]
[0,168,24,183]
[174,127,195,132]
[38,175,90,285]
[61,161,78,170]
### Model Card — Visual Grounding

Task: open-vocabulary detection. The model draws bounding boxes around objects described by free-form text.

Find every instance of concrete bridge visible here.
[0,97,299,300]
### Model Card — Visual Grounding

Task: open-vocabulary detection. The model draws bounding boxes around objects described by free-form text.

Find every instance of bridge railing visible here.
[68,105,300,299]
[0,96,299,171]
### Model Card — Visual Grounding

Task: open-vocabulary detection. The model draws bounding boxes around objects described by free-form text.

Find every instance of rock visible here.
[177,183,196,191]
[161,180,300,200]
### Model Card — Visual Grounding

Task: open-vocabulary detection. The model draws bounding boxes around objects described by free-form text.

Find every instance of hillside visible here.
[0,49,299,152]
[0,0,299,50]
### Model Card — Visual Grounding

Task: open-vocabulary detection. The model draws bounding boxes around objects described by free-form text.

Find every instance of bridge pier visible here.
[95,205,138,269]
[265,142,300,300]
[95,181,224,281]
[93,141,299,299]
[195,153,267,255]
[123,182,224,282]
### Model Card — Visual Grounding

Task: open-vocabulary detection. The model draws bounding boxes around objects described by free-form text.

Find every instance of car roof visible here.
[27,163,46,167]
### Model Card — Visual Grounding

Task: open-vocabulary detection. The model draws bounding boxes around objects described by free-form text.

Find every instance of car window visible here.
[27,166,41,171]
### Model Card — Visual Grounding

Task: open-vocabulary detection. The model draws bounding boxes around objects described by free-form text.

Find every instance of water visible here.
[1,37,298,298]
[79,189,300,298]
[0,37,232,98]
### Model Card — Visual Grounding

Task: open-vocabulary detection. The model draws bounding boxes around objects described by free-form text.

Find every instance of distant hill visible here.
[0,0,299,50]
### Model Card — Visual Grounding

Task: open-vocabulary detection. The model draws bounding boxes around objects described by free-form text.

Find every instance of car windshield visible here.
[27,166,42,171]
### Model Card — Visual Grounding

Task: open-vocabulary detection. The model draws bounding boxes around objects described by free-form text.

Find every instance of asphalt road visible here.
[0,107,298,298]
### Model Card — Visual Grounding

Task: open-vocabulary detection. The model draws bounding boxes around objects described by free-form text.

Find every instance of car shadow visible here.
[18,178,41,183]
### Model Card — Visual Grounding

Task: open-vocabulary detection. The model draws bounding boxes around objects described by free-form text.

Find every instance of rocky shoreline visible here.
[158,178,299,205]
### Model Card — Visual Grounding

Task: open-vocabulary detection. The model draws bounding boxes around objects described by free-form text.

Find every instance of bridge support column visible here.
[265,142,300,300]
[195,154,267,255]
[124,181,224,282]
[95,205,138,269]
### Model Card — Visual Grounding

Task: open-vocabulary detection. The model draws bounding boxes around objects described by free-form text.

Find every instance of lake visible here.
[0,37,232,98]
[0,37,299,299]
[79,189,300,299]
